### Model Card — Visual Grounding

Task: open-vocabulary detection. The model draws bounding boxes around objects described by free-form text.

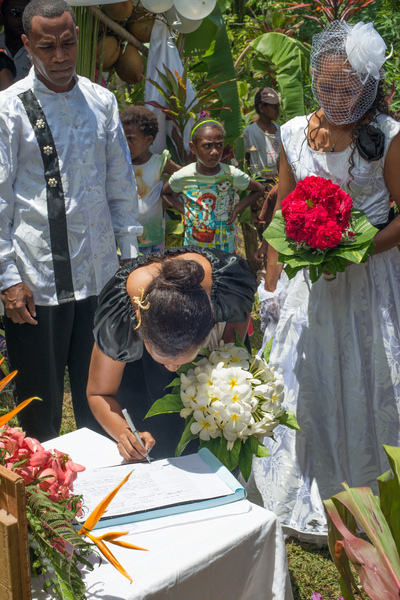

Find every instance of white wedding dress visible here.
[250,113,400,540]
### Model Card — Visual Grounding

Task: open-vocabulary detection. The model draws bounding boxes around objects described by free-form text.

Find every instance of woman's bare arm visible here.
[87,344,155,462]
[372,131,400,254]
[223,316,251,343]
[264,146,296,292]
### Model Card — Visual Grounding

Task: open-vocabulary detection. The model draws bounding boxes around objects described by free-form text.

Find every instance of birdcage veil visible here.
[310,21,389,125]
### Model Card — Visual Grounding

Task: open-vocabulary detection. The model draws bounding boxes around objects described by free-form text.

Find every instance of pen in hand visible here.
[122,409,152,464]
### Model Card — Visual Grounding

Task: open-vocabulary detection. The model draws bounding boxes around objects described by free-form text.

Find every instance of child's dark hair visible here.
[120,105,159,139]
[139,259,214,357]
[191,119,226,145]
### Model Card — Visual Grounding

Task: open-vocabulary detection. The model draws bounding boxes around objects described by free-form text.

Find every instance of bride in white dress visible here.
[251,21,400,541]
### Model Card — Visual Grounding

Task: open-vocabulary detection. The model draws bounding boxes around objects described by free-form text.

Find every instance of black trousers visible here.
[4,296,102,442]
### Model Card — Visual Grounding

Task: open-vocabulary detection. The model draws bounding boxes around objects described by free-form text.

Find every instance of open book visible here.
[73,448,246,529]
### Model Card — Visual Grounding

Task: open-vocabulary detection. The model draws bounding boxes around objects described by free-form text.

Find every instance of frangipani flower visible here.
[190,411,219,441]
[168,340,296,474]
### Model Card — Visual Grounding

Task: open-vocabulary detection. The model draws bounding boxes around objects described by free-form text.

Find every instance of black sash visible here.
[18,89,74,303]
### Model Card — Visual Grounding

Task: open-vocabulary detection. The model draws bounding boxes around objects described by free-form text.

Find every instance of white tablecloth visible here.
[31,429,293,600]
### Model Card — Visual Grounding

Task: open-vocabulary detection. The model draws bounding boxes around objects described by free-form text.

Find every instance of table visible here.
[31,429,293,600]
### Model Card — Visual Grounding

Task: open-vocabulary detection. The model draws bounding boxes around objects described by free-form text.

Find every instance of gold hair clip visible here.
[132,287,150,330]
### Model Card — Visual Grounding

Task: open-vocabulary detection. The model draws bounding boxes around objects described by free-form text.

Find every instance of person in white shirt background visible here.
[0,0,30,86]
[0,0,142,441]
[243,87,281,182]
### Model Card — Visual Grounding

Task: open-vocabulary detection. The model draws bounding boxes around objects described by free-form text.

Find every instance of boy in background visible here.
[243,87,281,182]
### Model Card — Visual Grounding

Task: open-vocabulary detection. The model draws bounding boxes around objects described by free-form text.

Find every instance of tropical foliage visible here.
[324,445,400,600]
[144,65,231,165]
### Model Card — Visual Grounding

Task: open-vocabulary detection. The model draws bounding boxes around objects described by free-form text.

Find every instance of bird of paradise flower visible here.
[0,358,147,583]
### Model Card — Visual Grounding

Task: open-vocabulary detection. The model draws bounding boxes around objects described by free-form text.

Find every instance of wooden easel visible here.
[0,465,31,600]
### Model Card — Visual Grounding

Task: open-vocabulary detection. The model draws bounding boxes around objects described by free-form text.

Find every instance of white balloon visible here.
[172,0,216,20]
[141,0,174,13]
[165,7,203,33]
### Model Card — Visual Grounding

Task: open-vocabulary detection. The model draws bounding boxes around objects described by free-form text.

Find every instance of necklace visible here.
[328,125,351,153]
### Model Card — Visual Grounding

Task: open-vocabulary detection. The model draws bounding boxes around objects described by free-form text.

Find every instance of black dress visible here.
[93,246,256,458]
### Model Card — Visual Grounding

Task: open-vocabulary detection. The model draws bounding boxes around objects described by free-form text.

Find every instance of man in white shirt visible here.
[0,0,142,441]
[0,0,30,84]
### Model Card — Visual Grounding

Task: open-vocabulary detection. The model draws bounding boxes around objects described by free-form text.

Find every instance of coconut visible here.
[102,1,133,21]
[114,44,144,85]
[126,16,154,43]
[96,36,120,70]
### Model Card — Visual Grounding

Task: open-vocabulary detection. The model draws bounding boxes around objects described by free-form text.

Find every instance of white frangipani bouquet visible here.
[146,339,299,480]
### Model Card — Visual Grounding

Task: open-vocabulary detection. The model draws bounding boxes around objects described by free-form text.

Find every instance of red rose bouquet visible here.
[265,176,378,282]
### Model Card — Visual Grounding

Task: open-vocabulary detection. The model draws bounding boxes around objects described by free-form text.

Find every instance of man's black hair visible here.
[22,0,76,36]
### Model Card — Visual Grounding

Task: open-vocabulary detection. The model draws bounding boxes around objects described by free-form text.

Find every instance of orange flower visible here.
[0,362,40,428]
[78,470,147,583]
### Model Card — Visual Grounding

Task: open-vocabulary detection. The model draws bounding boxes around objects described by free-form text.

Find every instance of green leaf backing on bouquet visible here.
[176,359,200,376]
[165,377,181,389]
[278,411,300,431]
[265,208,378,282]
[234,329,247,350]
[248,435,271,458]
[175,416,198,457]
[217,437,241,471]
[199,436,221,456]
[263,338,273,363]
[144,394,184,418]
[238,439,253,482]
[378,445,400,552]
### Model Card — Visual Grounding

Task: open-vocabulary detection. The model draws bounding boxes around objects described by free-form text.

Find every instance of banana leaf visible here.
[184,4,242,150]
[250,32,311,120]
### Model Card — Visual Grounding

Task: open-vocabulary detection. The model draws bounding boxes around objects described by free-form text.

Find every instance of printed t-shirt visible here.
[168,162,250,253]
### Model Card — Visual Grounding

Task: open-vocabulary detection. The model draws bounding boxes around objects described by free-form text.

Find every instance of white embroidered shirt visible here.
[0,70,142,305]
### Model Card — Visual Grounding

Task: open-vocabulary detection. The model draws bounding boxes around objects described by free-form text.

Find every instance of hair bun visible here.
[160,259,205,292]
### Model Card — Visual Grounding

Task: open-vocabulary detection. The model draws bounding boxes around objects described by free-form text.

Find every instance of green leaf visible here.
[323,498,359,600]
[251,33,310,121]
[175,416,197,457]
[248,435,270,458]
[184,5,242,147]
[164,377,181,389]
[338,484,400,582]
[199,436,222,457]
[144,394,184,418]
[378,445,400,552]
[176,361,198,376]
[165,219,184,236]
[283,264,303,280]
[238,440,253,482]
[278,411,300,431]
[217,437,241,471]
[234,329,247,350]
[201,347,211,358]
[324,487,400,600]
[263,338,273,363]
